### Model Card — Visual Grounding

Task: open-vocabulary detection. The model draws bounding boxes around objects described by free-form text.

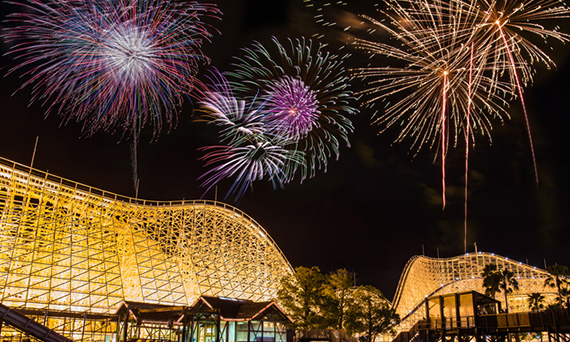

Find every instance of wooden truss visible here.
[390,253,557,338]
[0,156,293,318]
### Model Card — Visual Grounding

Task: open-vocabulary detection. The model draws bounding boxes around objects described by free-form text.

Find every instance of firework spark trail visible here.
[441,71,448,209]
[497,23,540,185]
[465,43,474,254]
[5,0,221,139]
[465,0,570,185]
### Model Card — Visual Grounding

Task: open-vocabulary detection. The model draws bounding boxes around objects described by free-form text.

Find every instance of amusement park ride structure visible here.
[0,155,568,342]
[0,156,293,341]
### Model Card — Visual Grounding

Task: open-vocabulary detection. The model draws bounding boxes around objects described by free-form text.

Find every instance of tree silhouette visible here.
[345,285,399,341]
[481,264,501,298]
[321,269,356,330]
[481,263,518,312]
[499,269,519,313]
[527,292,545,312]
[544,264,570,308]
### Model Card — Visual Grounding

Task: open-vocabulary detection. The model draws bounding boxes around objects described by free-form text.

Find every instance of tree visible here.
[345,285,399,342]
[321,269,356,330]
[498,269,519,313]
[277,266,326,329]
[481,264,501,298]
[481,264,518,312]
[544,264,570,308]
[527,292,545,312]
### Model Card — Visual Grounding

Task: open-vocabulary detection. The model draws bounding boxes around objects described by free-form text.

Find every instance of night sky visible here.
[1,0,570,300]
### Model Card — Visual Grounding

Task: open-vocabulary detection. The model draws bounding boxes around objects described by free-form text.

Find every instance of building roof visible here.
[115,301,187,323]
[427,290,501,305]
[192,296,293,322]
[114,296,293,324]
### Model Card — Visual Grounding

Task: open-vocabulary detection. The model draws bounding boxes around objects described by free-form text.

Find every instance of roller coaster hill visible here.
[0,156,294,342]
[389,254,570,342]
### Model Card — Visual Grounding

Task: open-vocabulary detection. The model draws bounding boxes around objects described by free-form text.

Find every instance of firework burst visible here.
[198,69,265,145]
[471,0,570,89]
[197,69,305,200]
[198,140,305,201]
[305,0,570,246]
[263,75,321,142]
[349,0,515,207]
[307,0,570,203]
[468,0,570,183]
[351,0,514,153]
[5,0,220,139]
[226,37,358,182]
[196,37,356,199]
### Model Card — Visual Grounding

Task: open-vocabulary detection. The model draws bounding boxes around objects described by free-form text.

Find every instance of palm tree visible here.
[482,264,519,312]
[499,269,519,313]
[481,264,501,298]
[527,292,545,312]
[544,264,569,308]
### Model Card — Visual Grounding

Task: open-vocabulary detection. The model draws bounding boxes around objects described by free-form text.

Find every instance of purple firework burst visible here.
[264,75,320,141]
[197,38,357,199]
[5,0,220,139]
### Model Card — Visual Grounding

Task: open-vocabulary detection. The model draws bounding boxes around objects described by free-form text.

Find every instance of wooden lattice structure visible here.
[0,156,293,341]
[390,253,556,336]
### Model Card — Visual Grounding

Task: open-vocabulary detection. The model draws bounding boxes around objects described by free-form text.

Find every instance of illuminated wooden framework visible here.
[0,156,293,341]
[390,253,556,337]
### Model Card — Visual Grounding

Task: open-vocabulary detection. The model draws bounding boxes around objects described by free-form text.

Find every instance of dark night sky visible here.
[1,0,570,300]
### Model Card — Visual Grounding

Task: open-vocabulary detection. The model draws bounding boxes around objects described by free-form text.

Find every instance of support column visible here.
[81,311,87,341]
[216,313,221,342]
[181,313,187,342]
[189,316,196,342]
[122,314,129,342]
